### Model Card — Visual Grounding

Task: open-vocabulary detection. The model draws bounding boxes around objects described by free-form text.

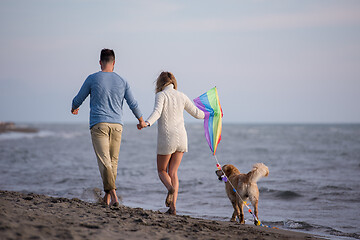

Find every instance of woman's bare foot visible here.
[165,187,175,207]
[165,207,176,215]
[166,201,176,215]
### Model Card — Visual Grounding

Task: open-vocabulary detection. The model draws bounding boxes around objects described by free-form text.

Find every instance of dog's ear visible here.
[222,165,230,175]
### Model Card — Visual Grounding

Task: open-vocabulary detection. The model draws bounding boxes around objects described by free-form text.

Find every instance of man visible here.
[71,48,146,207]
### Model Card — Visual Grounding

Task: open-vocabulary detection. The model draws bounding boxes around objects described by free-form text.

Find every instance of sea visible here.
[0,123,359,239]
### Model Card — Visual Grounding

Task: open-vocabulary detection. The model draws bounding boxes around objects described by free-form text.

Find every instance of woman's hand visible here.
[137,120,148,130]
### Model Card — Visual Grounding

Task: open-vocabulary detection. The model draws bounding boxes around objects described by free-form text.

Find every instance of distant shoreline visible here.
[2,121,359,126]
[0,122,38,134]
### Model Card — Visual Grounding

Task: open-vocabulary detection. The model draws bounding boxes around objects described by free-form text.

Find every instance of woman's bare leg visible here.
[168,151,184,212]
[157,154,175,192]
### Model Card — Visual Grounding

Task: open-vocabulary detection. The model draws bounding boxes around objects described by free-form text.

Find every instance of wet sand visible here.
[0,190,323,240]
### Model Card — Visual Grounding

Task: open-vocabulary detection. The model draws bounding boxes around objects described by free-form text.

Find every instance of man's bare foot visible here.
[109,189,119,206]
[103,193,110,206]
[110,202,120,209]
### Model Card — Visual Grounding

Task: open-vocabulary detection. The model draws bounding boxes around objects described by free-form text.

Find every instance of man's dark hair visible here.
[100,48,115,64]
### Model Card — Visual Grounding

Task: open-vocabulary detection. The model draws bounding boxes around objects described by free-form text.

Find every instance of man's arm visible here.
[71,77,91,115]
[124,83,144,124]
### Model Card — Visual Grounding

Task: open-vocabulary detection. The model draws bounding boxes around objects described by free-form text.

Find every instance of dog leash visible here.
[214,155,277,229]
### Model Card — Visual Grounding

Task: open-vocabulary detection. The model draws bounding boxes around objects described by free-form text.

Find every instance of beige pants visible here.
[91,122,123,192]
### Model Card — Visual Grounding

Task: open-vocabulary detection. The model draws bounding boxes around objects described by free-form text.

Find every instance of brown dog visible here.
[215,163,269,224]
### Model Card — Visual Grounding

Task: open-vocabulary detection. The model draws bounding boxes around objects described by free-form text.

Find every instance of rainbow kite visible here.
[194,89,275,228]
[193,87,223,155]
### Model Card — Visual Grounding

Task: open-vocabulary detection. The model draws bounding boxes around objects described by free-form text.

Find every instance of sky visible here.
[0,0,359,124]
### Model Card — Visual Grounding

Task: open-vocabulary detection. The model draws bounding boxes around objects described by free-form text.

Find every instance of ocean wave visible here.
[0,130,54,141]
[0,130,87,141]
[287,179,309,184]
[282,220,360,239]
[326,229,360,239]
[259,188,303,200]
[262,220,360,240]
[57,131,87,139]
[321,185,353,191]
[283,219,314,230]
[274,190,303,199]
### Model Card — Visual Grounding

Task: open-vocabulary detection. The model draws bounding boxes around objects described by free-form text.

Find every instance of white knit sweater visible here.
[146,84,205,155]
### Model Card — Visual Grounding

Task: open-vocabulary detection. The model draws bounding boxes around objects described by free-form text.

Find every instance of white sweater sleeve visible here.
[184,94,205,119]
[146,92,165,126]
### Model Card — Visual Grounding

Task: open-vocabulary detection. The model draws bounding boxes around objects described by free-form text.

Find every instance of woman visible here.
[139,72,205,215]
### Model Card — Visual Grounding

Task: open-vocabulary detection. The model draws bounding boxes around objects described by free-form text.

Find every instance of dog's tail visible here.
[248,163,269,183]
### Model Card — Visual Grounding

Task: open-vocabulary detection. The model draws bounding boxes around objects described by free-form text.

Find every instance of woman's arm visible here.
[146,92,165,126]
[184,94,205,119]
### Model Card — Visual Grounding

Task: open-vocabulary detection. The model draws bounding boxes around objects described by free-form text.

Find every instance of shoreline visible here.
[0,190,324,240]
[0,122,38,134]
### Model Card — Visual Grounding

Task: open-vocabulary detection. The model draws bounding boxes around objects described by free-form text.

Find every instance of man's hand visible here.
[71,108,79,115]
[137,120,148,130]
[137,117,148,130]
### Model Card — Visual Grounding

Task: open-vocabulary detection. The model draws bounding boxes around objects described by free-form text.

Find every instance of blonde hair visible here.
[155,71,177,93]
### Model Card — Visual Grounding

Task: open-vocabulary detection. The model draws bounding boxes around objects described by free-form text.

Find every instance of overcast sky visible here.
[0,0,359,124]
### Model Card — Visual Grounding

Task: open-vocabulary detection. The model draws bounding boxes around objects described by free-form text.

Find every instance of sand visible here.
[0,190,324,240]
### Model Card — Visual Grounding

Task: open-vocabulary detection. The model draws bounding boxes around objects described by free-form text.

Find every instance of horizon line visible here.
[3,120,360,125]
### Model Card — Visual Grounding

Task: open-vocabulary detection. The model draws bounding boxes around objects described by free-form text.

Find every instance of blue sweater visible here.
[72,71,142,128]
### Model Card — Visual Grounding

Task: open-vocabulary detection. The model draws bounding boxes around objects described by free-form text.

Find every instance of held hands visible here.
[71,108,79,115]
[137,120,148,130]
[137,116,149,130]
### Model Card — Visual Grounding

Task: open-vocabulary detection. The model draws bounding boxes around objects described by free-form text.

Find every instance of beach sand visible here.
[0,190,323,240]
